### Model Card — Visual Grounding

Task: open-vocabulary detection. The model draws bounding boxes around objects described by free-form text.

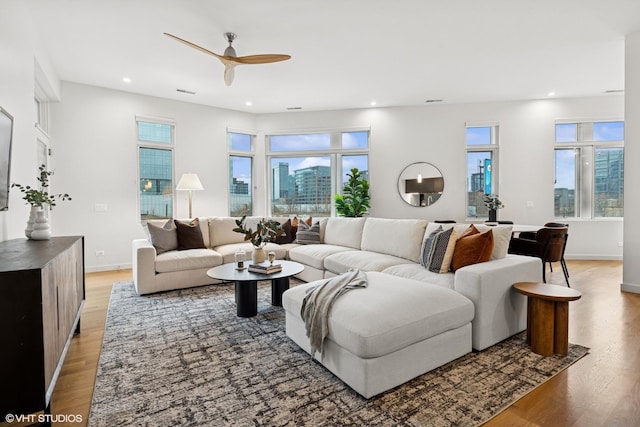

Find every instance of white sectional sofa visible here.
[132,215,542,351]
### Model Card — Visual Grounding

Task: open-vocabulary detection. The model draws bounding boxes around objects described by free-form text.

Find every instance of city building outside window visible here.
[554,121,624,218]
[466,124,499,218]
[228,131,254,216]
[137,118,174,220]
[267,130,369,218]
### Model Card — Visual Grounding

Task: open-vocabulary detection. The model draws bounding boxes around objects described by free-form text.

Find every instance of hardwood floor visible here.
[48,261,640,426]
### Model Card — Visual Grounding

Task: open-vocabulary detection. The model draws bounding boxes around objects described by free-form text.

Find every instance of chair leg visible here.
[549,262,553,272]
[542,263,547,283]
[561,260,570,287]
[561,258,569,277]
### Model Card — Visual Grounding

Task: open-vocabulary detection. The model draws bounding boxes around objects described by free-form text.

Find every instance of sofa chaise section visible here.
[283,271,474,398]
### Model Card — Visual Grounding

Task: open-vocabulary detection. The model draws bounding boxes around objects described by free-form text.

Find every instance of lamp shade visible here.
[176,173,204,191]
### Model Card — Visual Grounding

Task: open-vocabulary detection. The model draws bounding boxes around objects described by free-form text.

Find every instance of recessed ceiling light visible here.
[122,77,132,83]
[548,91,556,97]
[370,101,377,106]
[245,101,252,106]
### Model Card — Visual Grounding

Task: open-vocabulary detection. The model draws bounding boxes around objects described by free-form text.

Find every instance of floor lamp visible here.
[176,173,204,218]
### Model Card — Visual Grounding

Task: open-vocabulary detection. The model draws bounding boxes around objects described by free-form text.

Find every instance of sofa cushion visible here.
[288,244,356,270]
[274,219,294,244]
[474,224,513,259]
[360,218,428,263]
[323,217,366,249]
[451,229,494,271]
[324,250,413,275]
[283,271,474,358]
[174,218,206,250]
[146,219,178,254]
[296,221,321,244]
[209,217,245,247]
[420,226,457,273]
[381,264,455,289]
[155,248,223,273]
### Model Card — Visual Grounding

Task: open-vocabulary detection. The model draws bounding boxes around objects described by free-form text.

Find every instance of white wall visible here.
[15,83,627,272]
[0,1,58,242]
[50,82,255,271]
[257,96,624,261]
[622,32,640,293]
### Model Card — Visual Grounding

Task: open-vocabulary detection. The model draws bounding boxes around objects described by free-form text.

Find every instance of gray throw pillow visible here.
[147,219,178,254]
[295,221,321,244]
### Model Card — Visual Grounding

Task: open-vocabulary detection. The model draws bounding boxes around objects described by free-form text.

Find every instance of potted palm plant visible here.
[11,165,72,239]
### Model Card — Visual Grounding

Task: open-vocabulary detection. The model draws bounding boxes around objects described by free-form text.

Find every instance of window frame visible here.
[465,122,500,219]
[554,120,624,219]
[227,129,255,216]
[265,128,369,217]
[136,116,176,222]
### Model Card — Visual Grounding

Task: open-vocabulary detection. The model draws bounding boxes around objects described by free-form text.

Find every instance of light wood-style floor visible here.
[48,261,640,426]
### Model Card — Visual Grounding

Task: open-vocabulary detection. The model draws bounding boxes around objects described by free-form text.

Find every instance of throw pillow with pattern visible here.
[295,220,321,244]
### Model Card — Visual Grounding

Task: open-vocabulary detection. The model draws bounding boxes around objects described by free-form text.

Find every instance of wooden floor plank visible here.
[46,261,640,427]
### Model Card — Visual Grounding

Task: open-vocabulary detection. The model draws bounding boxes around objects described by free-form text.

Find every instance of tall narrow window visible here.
[228,132,254,216]
[466,124,499,218]
[554,121,624,218]
[137,118,175,220]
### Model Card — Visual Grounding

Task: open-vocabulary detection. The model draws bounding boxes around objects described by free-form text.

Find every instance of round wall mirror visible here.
[397,162,444,207]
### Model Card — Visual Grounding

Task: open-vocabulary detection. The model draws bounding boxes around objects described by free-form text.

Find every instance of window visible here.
[554,121,624,218]
[228,132,253,216]
[466,124,499,218]
[137,118,175,220]
[267,130,369,217]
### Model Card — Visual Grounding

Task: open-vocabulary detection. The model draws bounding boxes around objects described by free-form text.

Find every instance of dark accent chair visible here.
[508,226,570,286]
[518,222,570,279]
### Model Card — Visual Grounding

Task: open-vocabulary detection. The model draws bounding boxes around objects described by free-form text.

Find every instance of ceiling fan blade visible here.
[232,54,292,65]
[164,32,224,60]
[224,64,236,86]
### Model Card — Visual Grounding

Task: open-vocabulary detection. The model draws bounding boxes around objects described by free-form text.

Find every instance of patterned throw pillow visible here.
[146,219,178,254]
[295,220,321,244]
[421,226,458,273]
[174,218,206,250]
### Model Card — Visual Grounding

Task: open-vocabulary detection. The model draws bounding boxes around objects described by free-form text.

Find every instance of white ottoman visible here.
[282,271,474,398]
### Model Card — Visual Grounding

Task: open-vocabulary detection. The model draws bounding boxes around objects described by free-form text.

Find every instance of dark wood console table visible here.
[0,236,85,422]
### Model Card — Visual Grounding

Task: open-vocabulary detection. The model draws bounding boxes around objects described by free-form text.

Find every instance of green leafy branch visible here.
[11,164,72,208]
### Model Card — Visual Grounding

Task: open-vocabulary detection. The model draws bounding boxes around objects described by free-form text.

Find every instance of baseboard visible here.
[621,282,640,294]
[564,254,623,261]
[86,263,132,273]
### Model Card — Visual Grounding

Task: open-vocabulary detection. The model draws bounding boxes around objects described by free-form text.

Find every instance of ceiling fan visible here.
[164,32,291,86]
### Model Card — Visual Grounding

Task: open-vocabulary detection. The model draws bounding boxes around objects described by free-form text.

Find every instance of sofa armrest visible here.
[454,255,543,350]
[132,239,157,295]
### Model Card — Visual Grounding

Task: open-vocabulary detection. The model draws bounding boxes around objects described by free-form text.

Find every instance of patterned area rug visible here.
[89,281,588,427]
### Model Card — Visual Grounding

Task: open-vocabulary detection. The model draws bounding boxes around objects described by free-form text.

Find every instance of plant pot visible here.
[488,209,497,222]
[30,209,52,240]
[25,206,39,238]
[252,246,266,264]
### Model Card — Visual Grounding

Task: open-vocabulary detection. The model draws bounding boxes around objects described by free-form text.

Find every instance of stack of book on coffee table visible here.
[248,262,282,274]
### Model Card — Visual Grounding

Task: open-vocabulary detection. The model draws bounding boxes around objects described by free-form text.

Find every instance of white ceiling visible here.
[26,0,640,114]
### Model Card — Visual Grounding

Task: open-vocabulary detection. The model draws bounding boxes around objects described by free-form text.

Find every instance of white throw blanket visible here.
[300,269,368,357]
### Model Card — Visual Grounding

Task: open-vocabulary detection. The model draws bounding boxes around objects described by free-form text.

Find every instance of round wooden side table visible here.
[513,282,582,356]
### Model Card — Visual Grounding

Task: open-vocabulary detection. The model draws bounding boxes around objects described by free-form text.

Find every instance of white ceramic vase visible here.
[30,208,52,240]
[25,206,39,238]
[252,246,266,264]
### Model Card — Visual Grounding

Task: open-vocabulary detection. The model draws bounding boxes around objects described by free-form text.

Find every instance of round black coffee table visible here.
[207,260,304,317]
